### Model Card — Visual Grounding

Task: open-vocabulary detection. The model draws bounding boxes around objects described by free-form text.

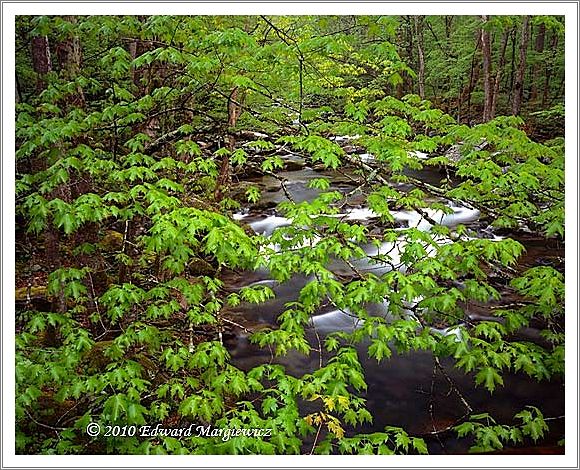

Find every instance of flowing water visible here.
[223,152,565,454]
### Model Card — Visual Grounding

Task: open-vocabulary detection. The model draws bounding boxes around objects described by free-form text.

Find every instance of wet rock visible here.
[345,191,366,206]
[237,130,270,140]
[444,141,488,164]
[250,200,279,211]
[264,184,281,193]
[343,144,363,154]
[234,167,264,179]
[444,144,461,163]
[227,181,259,201]
[282,155,307,171]
[15,285,52,313]
[196,141,212,150]
[311,163,327,171]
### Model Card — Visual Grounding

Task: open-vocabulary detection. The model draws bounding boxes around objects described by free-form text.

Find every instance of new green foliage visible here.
[15,14,564,456]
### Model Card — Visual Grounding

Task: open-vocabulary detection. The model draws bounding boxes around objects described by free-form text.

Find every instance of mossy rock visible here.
[237,221,256,237]
[227,181,264,202]
[85,340,115,371]
[134,353,164,381]
[187,257,217,276]
[84,344,163,380]
[15,285,48,301]
[98,230,123,252]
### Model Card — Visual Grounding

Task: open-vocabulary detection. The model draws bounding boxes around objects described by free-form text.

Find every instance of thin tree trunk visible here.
[507,27,517,104]
[119,20,157,284]
[15,75,22,103]
[31,33,66,330]
[555,73,565,105]
[413,15,426,99]
[215,87,240,201]
[491,29,509,119]
[395,21,407,98]
[459,32,481,124]
[129,33,160,139]
[542,32,559,107]
[481,15,493,122]
[31,35,61,273]
[445,16,453,39]
[56,17,102,280]
[530,21,546,103]
[512,16,530,116]
[403,16,415,95]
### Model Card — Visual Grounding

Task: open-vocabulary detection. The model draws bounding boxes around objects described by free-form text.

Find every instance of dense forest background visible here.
[14,15,565,456]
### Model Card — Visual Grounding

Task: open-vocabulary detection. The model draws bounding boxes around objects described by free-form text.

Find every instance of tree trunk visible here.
[413,15,426,99]
[31,35,52,93]
[491,29,509,119]
[481,15,493,122]
[56,16,85,108]
[512,16,530,116]
[118,22,159,284]
[55,17,102,279]
[129,32,160,139]
[530,21,546,103]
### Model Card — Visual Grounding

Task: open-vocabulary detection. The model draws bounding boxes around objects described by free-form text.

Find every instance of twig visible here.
[55,396,89,427]
[428,362,446,450]
[25,410,67,432]
[434,356,473,413]
[544,415,565,421]
[263,170,295,203]
[310,421,324,455]
[342,256,365,280]
[312,325,323,369]
[188,321,194,353]
[417,410,472,437]
[222,317,253,334]
[87,271,112,340]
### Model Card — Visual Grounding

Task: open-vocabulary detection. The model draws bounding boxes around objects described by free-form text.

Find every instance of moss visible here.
[134,353,162,381]
[15,285,48,301]
[238,221,256,237]
[98,230,123,252]
[187,257,217,276]
[85,344,161,379]
[85,340,114,371]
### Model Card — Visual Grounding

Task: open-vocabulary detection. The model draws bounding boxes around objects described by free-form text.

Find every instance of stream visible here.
[222,147,565,454]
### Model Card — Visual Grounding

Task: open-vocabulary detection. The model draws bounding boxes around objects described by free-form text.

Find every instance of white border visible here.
[0,2,577,16]
[2,2,578,468]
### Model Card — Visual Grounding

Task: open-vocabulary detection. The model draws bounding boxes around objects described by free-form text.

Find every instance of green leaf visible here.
[412,437,428,454]
[368,339,392,362]
[475,367,504,393]
[103,394,127,422]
